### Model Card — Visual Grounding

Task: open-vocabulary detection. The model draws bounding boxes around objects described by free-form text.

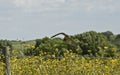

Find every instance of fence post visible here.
[2,46,11,75]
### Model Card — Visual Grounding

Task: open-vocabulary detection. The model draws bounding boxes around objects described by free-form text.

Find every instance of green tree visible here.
[74,31,117,57]
[113,34,120,51]
[25,37,68,57]
[101,31,115,41]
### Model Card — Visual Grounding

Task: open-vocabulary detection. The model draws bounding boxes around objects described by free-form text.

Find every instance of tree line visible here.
[0,31,120,58]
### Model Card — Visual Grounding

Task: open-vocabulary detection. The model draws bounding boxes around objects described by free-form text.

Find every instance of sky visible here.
[0,0,120,40]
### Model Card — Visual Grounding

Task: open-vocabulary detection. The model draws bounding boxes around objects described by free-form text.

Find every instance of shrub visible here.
[74,31,117,57]
[24,31,118,57]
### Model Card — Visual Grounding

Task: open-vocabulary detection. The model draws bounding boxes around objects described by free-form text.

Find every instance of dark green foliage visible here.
[0,40,12,61]
[31,37,67,56]
[112,34,120,51]
[0,40,12,48]
[0,40,12,52]
[101,31,115,41]
[74,31,117,57]
[24,37,80,57]
[115,34,120,39]
[13,31,119,57]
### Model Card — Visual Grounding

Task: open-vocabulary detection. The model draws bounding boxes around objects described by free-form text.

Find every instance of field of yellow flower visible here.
[0,51,120,75]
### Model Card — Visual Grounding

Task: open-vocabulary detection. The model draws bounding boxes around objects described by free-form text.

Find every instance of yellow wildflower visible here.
[105,65,108,69]
[88,50,92,53]
[111,48,117,52]
[31,46,35,49]
[55,48,59,52]
[98,46,102,50]
[104,46,108,49]
[110,59,117,63]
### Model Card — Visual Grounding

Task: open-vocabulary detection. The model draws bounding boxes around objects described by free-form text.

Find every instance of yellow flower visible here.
[61,66,66,69]
[11,59,17,63]
[52,54,55,58]
[105,65,108,69]
[85,63,91,69]
[18,66,22,70]
[61,58,65,62]
[88,50,92,53]
[55,48,59,52]
[104,46,108,49]
[110,59,117,63]
[111,48,117,52]
[98,46,102,50]
[31,46,35,49]
[75,60,79,63]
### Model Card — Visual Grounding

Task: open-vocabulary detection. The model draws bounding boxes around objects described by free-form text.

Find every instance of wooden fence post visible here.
[2,46,11,75]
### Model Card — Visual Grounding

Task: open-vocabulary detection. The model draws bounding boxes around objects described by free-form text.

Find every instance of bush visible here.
[25,36,81,58]
[112,34,120,51]
[24,31,118,57]
[24,37,66,57]
[74,31,117,57]
[101,31,115,41]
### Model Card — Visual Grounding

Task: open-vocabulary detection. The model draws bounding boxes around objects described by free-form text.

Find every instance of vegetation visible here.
[112,34,120,51]
[0,30,120,75]
[0,51,120,75]
[74,31,117,57]
[30,31,118,57]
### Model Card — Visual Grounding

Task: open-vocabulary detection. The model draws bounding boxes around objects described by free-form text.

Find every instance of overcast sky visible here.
[0,0,120,40]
